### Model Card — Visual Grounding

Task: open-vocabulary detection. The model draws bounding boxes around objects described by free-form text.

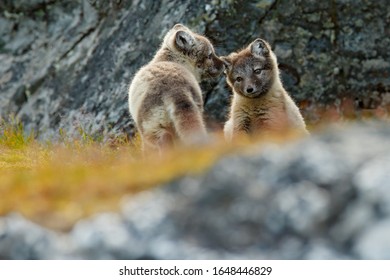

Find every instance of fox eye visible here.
[254,69,262,74]
[208,53,212,59]
[235,77,243,82]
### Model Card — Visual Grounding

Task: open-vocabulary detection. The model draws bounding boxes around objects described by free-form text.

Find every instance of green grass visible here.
[0,117,35,149]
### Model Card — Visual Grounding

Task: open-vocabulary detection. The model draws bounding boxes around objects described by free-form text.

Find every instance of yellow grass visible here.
[1,119,266,230]
[0,144,222,230]
[2,107,387,231]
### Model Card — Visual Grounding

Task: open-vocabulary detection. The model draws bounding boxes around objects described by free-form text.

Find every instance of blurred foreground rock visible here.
[1,122,390,259]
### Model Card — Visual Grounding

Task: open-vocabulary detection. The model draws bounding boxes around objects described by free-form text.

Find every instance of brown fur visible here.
[222,38,308,141]
[128,24,224,153]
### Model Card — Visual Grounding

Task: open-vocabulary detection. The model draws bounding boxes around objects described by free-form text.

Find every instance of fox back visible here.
[128,24,224,153]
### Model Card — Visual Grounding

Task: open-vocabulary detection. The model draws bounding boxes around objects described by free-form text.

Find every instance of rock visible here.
[1,122,390,259]
[0,0,389,139]
[354,219,390,259]
[70,212,142,259]
[0,213,58,259]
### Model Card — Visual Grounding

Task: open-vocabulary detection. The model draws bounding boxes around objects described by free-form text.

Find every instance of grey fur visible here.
[128,24,224,153]
[222,38,309,141]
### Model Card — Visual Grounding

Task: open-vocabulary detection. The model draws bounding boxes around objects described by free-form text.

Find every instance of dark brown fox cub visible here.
[128,24,224,153]
[222,38,308,141]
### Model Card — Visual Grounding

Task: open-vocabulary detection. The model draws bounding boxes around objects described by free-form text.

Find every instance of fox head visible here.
[163,24,225,80]
[222,38,278,98]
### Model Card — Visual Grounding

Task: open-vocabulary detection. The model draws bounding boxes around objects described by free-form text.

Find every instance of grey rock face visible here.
[354,219,390,259]
[1,0,389,139]
[0,213,58,259]
[1,123,390,259]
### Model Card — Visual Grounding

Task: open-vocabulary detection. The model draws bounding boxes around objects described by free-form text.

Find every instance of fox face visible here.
[166,24,225,79]
[222,38,276,98]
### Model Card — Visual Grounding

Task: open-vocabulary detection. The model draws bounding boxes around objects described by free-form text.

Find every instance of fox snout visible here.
[246,86,254,93]
[208,55,225,77]
[236,79,262,98]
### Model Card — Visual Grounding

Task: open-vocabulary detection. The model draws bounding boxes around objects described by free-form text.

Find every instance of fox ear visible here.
[220,56,232,72]
[173,23,185,30]
[250,38,270,57]
[175,31,195,53]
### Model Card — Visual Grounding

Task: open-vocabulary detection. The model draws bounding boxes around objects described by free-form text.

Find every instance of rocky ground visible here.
[1,122,390,259]
[1,0,389,139]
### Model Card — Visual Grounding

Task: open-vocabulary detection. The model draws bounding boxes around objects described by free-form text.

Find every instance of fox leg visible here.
[225,111,251,141]
[141,129,174,156]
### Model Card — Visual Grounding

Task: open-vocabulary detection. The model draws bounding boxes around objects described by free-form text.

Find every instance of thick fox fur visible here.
[128,24,224,153]
[222,38,308,141]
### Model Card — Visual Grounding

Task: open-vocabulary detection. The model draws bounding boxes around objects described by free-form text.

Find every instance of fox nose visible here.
[246,87,254,93]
